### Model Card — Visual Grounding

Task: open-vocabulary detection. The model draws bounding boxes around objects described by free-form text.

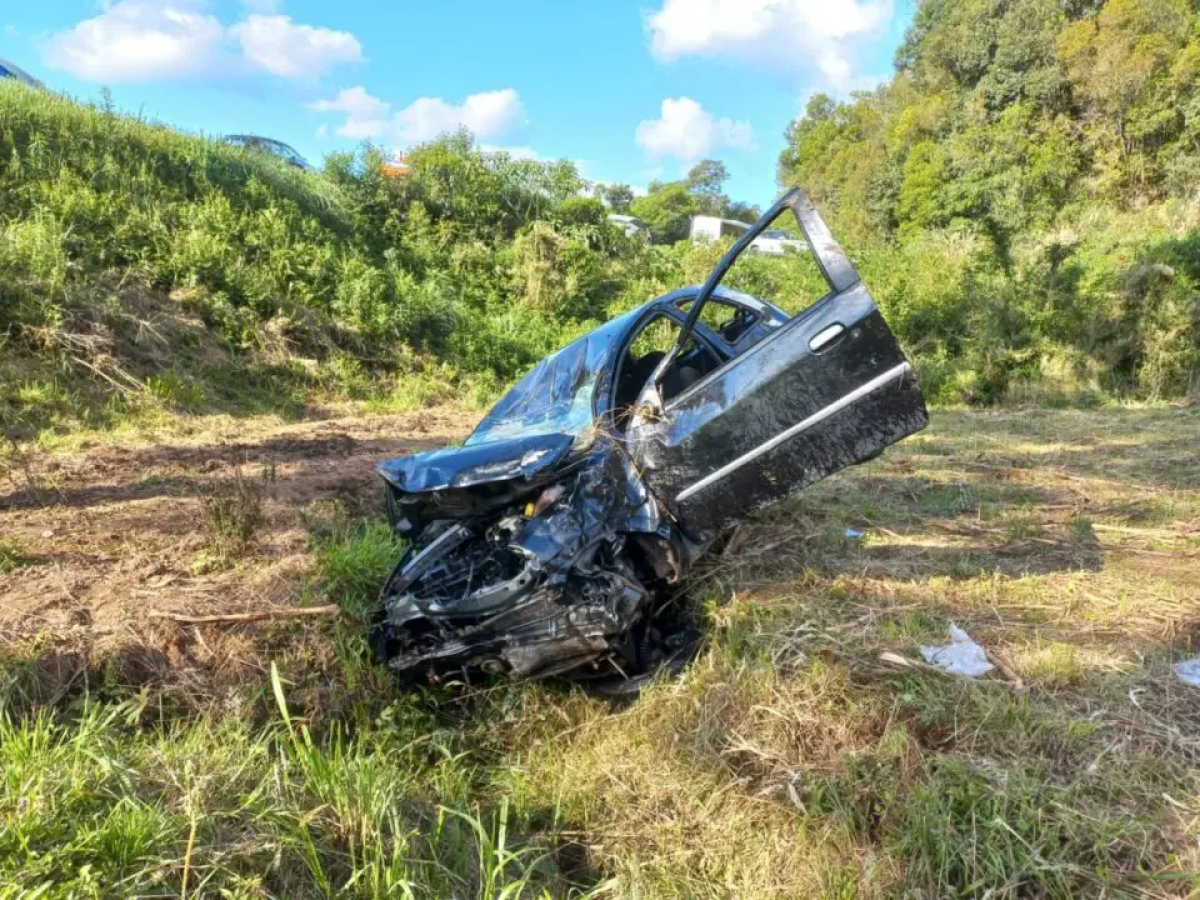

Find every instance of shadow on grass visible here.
[0,434,445,512]
[922,406,1200,490]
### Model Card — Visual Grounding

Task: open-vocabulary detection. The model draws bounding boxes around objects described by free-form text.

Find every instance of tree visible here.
[724,200,761,223]
[630,182,697,244]
[684,159,730,215]
[1057,0,1191,189]
[598,183,634,214]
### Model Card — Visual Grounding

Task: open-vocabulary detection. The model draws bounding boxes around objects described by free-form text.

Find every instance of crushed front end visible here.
[371,433,690,687]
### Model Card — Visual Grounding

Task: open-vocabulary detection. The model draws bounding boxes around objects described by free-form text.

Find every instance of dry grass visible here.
[486,404,1200,897]
[2,404,1200,897]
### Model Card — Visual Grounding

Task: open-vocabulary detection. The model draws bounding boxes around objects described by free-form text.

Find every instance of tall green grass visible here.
[0,673,603,898]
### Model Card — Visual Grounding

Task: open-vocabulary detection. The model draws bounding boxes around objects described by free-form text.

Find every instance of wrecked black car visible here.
[373,189,928,691]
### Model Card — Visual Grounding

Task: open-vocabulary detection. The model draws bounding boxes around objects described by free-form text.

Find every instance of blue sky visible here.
[2,1,914,204]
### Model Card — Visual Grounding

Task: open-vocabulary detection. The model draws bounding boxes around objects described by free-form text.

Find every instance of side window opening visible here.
[612,315,721,427]
[708,209,828,318]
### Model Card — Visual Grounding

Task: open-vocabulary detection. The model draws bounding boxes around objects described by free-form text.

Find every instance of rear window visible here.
[675,297,759,345]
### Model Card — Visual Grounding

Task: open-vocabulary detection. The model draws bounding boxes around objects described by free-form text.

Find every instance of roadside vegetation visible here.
[0,83,802,450]
[779,0,1200,404]
[4,0,1199,453]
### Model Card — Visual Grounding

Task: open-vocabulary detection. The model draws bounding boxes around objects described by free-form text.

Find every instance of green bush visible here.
[2,67,1197,444]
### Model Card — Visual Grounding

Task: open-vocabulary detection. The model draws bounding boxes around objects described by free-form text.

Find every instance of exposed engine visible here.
[371,436,692,690]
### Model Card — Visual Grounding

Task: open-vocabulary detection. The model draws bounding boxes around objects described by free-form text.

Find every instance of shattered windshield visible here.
[466,309,639,446]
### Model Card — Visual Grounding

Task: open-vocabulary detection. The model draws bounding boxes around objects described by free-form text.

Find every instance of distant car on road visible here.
[0,59,43,90]
[224,135,314,171]
[752,228,808,256]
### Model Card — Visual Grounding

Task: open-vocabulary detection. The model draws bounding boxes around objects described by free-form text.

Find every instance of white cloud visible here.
[310,86,525,145]
[647,0,893,88]
[231,15,361,80]
[394,89,523,143]
[308,85,390,137]
[42,1,360,83]
[309,86,389,119]
[635,96,755,161]
[43,1,226,82]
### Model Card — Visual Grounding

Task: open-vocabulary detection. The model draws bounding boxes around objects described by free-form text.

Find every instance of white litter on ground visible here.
[1172,657,1200,688]
[920,624,995,678]
[843,527,863,539]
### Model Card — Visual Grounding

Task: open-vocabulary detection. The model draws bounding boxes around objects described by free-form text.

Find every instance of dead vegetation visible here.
[1,404,1199,897]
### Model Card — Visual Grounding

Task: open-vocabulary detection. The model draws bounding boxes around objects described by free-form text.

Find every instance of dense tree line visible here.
[777,0,1200,402]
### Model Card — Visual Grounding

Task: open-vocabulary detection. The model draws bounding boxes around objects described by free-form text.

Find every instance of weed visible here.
[0,539,33,574]
[310,517,406,618]
[200,465,273,561]
[0,682,598,898]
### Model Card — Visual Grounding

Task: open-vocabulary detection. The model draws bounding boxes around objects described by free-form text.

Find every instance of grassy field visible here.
[1,404,1199,898]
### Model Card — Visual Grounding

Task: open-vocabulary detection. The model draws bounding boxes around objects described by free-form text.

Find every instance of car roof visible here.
[650,285,789,323]
[224,134,313,170]
[226,134,293,151]
[0,60,42,88]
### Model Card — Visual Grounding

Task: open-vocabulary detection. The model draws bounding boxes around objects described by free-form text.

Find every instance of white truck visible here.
[689,216,807,256]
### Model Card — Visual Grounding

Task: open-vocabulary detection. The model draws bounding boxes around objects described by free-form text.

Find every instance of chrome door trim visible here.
[675,361,912,502]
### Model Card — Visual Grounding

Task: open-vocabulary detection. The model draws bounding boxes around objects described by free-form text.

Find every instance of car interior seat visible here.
[662,364,701,400]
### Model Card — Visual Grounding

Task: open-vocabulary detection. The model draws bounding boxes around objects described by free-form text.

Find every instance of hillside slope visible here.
[0,84,666,443]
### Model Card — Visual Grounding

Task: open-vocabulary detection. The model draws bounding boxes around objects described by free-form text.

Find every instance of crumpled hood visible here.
[376,432,576,494]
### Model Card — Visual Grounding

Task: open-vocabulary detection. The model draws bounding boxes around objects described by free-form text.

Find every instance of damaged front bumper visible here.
[372,435,686,684]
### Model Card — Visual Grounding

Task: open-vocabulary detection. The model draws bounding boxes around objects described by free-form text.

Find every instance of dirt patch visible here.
[0,407,475,693]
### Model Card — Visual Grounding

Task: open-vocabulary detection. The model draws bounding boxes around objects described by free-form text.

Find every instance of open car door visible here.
[627,189,928,543]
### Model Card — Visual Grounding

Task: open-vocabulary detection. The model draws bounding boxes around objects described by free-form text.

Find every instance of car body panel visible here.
[377,432,575,494]
[0,60,43,89]
[626,189,928,542]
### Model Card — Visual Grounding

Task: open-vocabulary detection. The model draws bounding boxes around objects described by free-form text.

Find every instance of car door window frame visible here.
[661,288,841,410]
[654,205,856,408]
[645,189,859,412]
[673,295,761,352]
